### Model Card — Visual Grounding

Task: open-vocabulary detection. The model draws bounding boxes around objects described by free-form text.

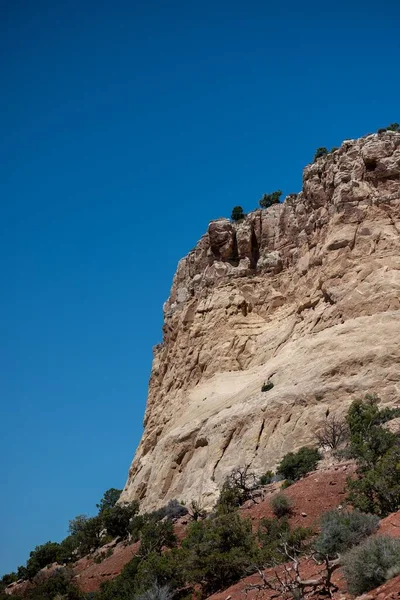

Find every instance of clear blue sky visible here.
[1,0,399,576]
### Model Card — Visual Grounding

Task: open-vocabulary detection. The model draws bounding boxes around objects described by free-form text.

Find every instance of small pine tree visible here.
[231,206,245,221]
[314,147,328,161]
[259,191,282,209]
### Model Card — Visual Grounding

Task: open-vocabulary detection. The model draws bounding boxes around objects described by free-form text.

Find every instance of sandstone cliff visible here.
[120,131,400,511]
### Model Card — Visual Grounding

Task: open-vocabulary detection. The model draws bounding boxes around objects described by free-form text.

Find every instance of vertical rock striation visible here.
[120,132,400,510]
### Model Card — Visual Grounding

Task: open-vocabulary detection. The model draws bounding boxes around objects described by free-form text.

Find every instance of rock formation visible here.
[120,131,400,511]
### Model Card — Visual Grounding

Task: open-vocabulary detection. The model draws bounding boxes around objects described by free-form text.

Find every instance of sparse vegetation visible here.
[261,380,274,392]
[314,414,348,450]
[259,190,282,209]
[231,205,245,221]
[342,536,400,595]
[259,470,274,486]
[314,147,328,161]
[271,493,292,518]
[345,395,400,516]
[215,466,258,514]
[377,122,399,133]
[277,446,321,482]
[188,500,206,521]
[139,519,177,559]
[314,509,379,557]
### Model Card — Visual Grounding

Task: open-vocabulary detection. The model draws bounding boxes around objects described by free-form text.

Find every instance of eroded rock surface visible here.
[120,132,400,511]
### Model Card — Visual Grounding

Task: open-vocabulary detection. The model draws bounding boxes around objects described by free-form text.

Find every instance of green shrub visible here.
[134,550,185,594]
[215,466,257,514]
[257,517,312,565]
[346,395,398,466]
[139,519,177,558]
[215,480,243,514]
[0,573,17,593]
[27,568,84,600]
[281,478,295,489]
[231,206,245,221]
[342,536,400,595]
[128,514,146,542]
[314,509,379,557]
[345,396,400,516]
[102,501,139,539]
[25,541,61,579]
[259,471,274,486]
[277,446,321,481]
[68,514,103,556]
[270,493,292,518]
[182,512,258,595]
[96,488,122,513]
[259,191,282,209]
[261,380,274,392]
[314,147,328,161]
[378,123,399,133]
[188,500,206,521]
[346,444,400,516]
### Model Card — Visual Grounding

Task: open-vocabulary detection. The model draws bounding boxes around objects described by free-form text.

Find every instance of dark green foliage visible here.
[57,535,80,564]
[345,396,400,516]
[68,514,103,556]
[215,480,243,514]
[27,568,84,600]
[129,514,146,542]
[346,395,398,466]
[277,446,321,482]
[259,191,282,209]
[0,572,17,593]
[378,123,399,133]
[215,466,257,514]
[261,380,274,392]
[139,519,177,558]
[135,551,186,593]
[342,536,400,595]
[314,509,379,557]
[96,488,122,513]
[259,471,274,486]
[270,493,292,518]
[346,444,400,516]
[257,517,312,565]
[188,500,207,521]
[102,501,139,539]
[25,541,61,579]
[314,147,328,161]
[231,206,245,221]
[181,512,258,595]
[281,478,295,489]
[16,565,28,580]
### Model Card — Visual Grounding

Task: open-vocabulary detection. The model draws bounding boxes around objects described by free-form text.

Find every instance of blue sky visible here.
[1,0,399,576]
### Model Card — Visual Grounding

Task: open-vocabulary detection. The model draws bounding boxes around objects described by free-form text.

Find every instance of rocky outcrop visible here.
[120,132,400,511]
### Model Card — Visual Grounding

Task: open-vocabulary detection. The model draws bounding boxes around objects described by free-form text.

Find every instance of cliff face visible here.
[120,132,400,511]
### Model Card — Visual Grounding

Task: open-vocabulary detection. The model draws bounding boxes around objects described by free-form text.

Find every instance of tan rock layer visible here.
[120,132,400,511]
